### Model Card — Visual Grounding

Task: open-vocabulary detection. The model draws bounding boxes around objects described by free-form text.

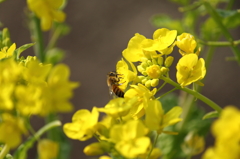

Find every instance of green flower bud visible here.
[138,76,145,81]
[137,65,145,72]
[141,61,148,69]
[160,67,169,75]
[141,78,148,84]
[152,58,158,65]
[142,71,147,76]
[157,56,163,66]
[147,60,152,66]
[151,79,159,87]
[145,80,151,87]
[165,56,174,67]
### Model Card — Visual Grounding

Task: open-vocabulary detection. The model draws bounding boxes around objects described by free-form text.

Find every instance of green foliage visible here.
[159,93,211,159]
[151,14,184,34]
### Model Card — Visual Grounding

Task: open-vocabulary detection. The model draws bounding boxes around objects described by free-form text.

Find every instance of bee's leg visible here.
[118,81,126,86]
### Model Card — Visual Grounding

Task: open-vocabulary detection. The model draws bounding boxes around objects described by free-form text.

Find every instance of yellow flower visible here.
[110,120,150,158]
[0,84,14,110]
[0,113,27,149]
[37,139,59,159]
[122,33,147,62]
[0,57,22,84]
[15,84,43,115]
[22,56,52,84]
[27,0,66,31]
[142,28,177,54]
[176,33,197,56]
[116,58,138,91]
[202,106,240,159]
[176,54,206,87]
[146,64,162,79]
[63,107,99,141]
[0,43,16,59]
[41,64,79,115]
[145,100,182,134]
[124,84,156,119]
[98,98,137,118]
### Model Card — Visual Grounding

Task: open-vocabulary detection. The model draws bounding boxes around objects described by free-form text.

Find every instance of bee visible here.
[107,71,125,98]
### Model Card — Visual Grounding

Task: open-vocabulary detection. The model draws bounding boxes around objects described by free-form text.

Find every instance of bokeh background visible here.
[0,0,240,159]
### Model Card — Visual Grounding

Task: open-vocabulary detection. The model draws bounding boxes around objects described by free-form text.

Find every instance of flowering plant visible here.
[0,0,240,159]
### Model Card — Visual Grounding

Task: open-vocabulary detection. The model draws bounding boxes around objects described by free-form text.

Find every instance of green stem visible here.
[31,15,45,62]
[198,39,240,46]
[203,1,240,64]
[161,76,222,113]
[156,88,178,100]
[156,81,167,92]
[35,120,62,138]
[178,1,204,12]
[0,144,10,159]
[146,133,159,159]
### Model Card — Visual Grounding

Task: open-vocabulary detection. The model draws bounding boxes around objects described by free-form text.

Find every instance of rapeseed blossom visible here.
[0,113,27,148]
[110,120,150,158]
[202,106,240,159]
[145,100,182,134]
[176,33,197,56]
[176,54,206,87]
[0,43,16,59]
[63,107,99,141]
[27,0,66,31]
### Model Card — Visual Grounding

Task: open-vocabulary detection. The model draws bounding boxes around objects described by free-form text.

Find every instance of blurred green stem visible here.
[199,39,240,46]
[179,1,203,12]
[30,15,45,62]
[161,76,222,113]
[146,133,159,159]
[0,144,10,159]
[203,1,240,64]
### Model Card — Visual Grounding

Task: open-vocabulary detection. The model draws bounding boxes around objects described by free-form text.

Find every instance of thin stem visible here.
[178,1,204,12]
[35,120,61,139]
[198,39,240,46]
[203,1,240,63]
[156,81,167,92]
[30,15,45,62]
[156,88,178,100]
[161,76,222,113]
[0,144,10,159]
[146,133,159,159]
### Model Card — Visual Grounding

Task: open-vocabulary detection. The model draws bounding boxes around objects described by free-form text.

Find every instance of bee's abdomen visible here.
[112,85,124,98]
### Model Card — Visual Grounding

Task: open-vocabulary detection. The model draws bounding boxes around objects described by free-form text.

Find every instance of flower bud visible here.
[160,67,169,75]
[146,65,161,79]
[151,79,159,87]
[84,142,107,156]
[141,78,148,84]
[164,56,174,67]
[145,80,151,87]
[147,60,152,66]
[141,61,148,69]
[157,56,163,66]
[137,65,145,72]
[152,58,158,65]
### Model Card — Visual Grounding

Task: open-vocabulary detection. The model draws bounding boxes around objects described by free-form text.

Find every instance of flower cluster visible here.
[116,28,206,89]
[0,35,78,148]
[63,28,210,158]
[202,106,240,159]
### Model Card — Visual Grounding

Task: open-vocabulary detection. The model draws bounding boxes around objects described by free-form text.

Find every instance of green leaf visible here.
[150,14,184,34]
[46,48,65,64]
[200,17,220,40]
[202,111,219,119]
[14,43,35,58]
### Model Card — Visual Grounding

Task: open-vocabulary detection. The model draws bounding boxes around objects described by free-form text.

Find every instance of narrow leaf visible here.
[203,111,219,120]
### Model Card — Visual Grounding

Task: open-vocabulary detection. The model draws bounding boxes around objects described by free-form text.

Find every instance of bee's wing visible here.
[108,86,117,99]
